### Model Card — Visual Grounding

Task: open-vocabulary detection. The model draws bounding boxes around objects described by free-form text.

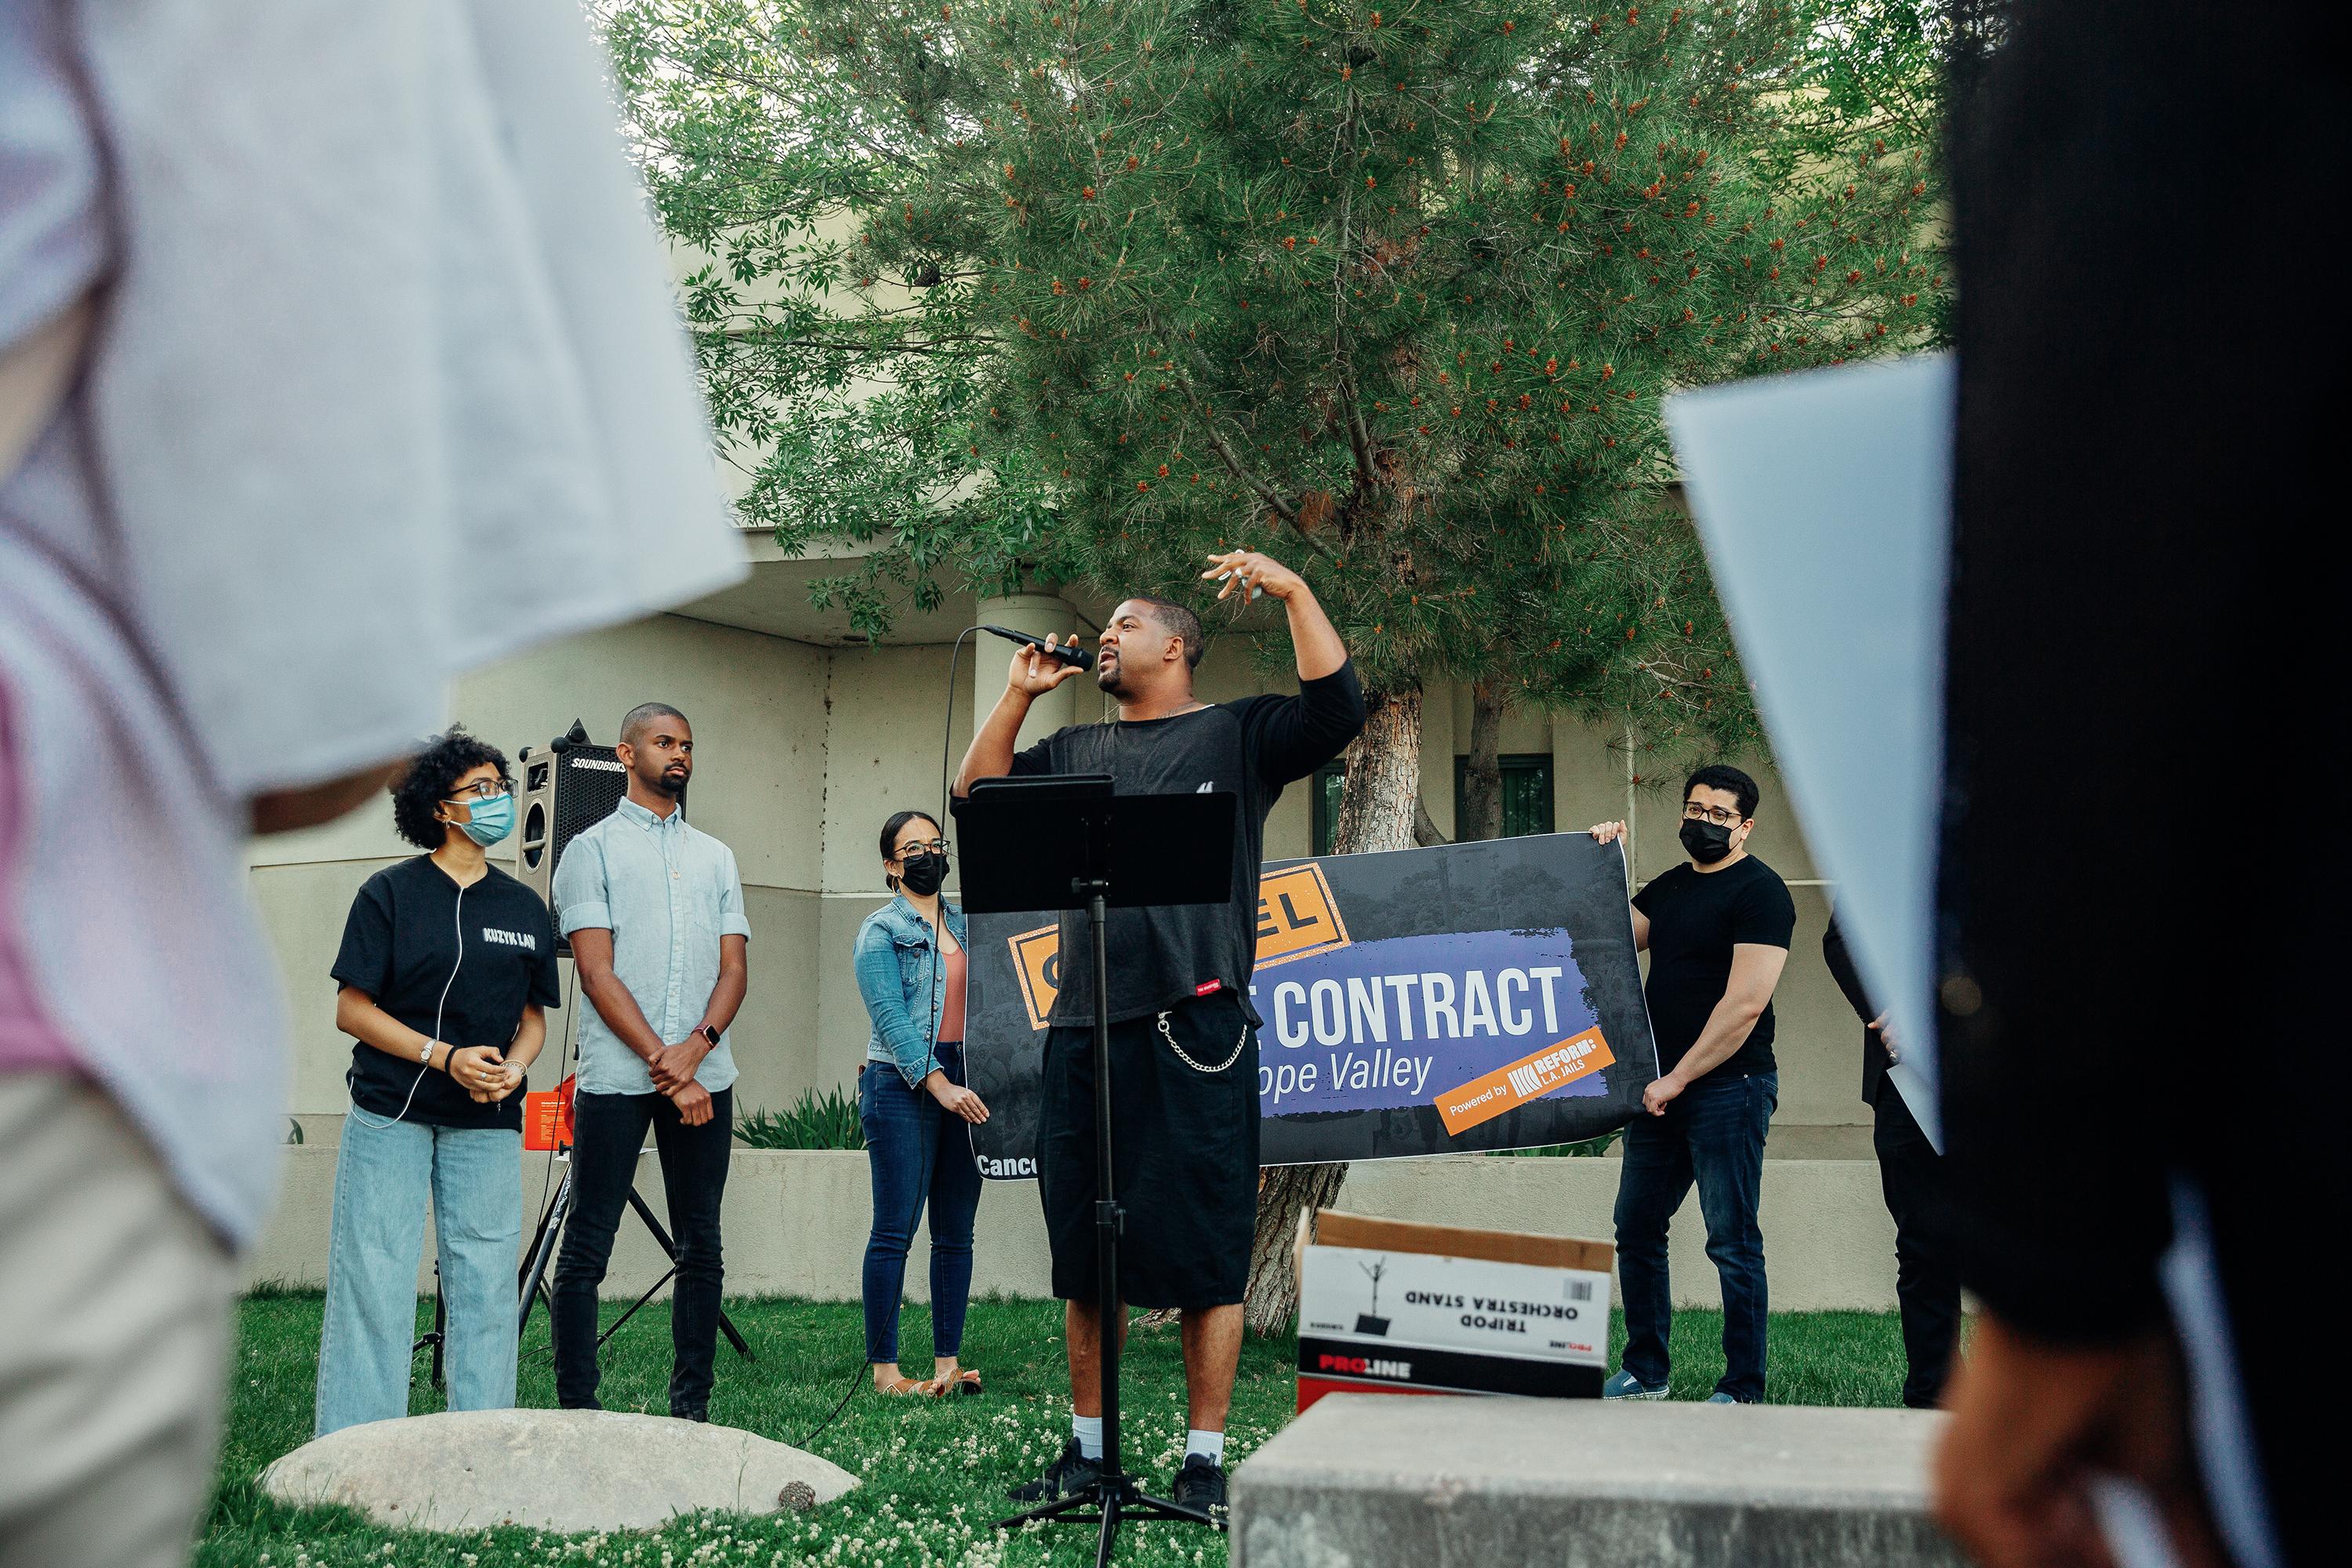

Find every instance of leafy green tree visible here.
[601,0,1944,1327]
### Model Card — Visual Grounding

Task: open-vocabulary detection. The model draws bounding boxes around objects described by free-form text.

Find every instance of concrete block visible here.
[1232,1394,1965,1568]
[261,1407,857,1533]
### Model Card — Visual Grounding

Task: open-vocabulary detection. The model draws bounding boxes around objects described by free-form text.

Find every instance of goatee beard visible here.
[655,771,688,797]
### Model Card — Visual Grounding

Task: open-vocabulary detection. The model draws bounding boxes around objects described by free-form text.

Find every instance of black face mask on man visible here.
[896,851,949,898]
[1679,817,1737,865]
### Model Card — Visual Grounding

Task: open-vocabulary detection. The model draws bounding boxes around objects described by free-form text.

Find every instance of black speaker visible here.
[516,720,681,949]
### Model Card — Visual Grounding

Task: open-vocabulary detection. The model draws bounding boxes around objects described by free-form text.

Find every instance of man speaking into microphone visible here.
[955,551,1363,1517]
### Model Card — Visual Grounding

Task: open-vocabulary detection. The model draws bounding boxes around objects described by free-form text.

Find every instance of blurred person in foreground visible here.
[1931,3,2327,1566]
[0,3,744,1563]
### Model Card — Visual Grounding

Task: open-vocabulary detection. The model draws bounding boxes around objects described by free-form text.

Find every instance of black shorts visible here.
[1039,989,1260,1310]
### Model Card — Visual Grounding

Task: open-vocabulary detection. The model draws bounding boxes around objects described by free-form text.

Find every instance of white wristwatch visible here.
[417,1039,437,1066]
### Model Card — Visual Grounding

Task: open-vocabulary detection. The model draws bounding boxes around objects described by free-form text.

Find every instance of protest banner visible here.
[964,830,1657,1175]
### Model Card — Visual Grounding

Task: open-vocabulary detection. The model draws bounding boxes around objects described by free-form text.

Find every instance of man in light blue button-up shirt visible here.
[548,703,750,1419]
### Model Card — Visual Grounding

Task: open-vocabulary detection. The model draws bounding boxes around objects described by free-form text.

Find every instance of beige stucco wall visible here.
[249,598,1866,1149]
[243,1147,1900,1312]
[250,613,833,1118]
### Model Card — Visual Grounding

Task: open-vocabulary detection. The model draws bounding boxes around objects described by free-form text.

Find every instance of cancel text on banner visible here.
[964,832,1658,1174]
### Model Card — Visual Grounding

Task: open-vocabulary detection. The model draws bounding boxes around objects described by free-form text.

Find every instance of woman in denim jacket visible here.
[853,810,989,1396]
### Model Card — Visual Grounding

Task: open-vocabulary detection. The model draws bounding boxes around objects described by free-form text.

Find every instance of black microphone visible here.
[981,624,1095,670]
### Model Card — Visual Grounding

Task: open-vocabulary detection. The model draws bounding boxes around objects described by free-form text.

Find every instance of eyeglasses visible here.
[893,837,950,858]
[442,782,511,804]
[1682,802,1744,829]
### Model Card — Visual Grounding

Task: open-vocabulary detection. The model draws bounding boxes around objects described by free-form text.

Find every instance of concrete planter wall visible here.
[245,1145,1900,1313]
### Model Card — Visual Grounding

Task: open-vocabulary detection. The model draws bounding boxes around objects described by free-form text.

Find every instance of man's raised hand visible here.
[1202,550,1306,604]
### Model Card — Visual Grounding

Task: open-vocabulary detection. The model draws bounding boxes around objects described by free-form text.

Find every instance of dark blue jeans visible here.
[859,1043,983,1364]
[1613,1070,1777,1401]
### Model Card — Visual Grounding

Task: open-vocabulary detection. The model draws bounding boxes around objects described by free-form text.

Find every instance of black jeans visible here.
[1874,1081,1961,1409]
[1613,1071,1777,1402]
[553,1087,733,1417]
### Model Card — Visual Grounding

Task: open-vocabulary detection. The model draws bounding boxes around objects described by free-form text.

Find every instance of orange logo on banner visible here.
[1003,864,1351,1028]
[1432,1026,1615,1135]
[1253,863,1351,969]
[1010,924,1062,1031]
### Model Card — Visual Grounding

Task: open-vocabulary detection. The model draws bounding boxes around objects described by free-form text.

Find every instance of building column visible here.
[972,593,1083,750]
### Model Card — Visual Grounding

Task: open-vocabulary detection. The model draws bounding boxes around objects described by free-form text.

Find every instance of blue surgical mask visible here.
[456,791,514,847]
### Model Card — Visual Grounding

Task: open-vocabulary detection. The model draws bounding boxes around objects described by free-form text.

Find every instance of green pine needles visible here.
[602,0,1945,777]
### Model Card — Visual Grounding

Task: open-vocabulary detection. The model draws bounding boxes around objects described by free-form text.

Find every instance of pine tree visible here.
[602,0,1946,1327]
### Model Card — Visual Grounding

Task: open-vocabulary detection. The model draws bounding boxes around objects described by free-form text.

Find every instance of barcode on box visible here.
[1566,1280,1594,1301]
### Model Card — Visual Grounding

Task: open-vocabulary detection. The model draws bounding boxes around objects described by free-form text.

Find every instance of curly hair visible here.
[389,727,513,851]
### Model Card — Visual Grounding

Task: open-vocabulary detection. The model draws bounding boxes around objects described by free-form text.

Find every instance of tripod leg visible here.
[516,1170,572,1338]
[596,1266,678,1349]
[1095,1488,1122,1568]
[430,1276,446,1391]
[622,1185,753,1359]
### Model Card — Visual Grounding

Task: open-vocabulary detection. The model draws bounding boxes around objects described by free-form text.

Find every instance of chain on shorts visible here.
[1156,1009,1248,1073]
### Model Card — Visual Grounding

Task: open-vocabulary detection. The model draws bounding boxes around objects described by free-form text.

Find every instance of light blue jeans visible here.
[314,1110,522,1437]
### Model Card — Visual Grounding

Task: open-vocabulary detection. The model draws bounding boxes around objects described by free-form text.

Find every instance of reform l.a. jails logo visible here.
[1004,862,1353,1030]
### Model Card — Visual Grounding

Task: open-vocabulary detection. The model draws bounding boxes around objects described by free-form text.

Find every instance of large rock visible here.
[261,1409,858,1534]
[1232,1395,1967,1568]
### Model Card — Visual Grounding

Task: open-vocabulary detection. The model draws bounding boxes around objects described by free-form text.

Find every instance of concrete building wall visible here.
[250,614,833,1120]
[248,600,1867,1151]
[244,1147,1902,1312]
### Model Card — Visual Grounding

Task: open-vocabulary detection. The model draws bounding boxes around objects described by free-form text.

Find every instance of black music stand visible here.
[956,775,1236,1567]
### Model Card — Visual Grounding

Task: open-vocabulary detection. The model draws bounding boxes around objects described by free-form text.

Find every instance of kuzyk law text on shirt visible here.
[1250,964,1571,1108]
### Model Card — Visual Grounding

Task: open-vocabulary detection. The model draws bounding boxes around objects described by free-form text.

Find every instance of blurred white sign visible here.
[1664,355,1955,1145]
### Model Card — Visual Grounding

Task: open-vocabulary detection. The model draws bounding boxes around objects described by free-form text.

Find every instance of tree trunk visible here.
[1457,675,1506,844]
[1243,684,1424,1335]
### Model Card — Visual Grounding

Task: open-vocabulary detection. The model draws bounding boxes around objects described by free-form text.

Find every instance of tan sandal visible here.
[875,1376,928,1396]
[928,1368,982,1398]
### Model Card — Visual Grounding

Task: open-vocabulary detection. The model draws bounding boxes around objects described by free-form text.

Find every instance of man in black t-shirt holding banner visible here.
[955,550,1363,1517]
[1588,764,1795,1404]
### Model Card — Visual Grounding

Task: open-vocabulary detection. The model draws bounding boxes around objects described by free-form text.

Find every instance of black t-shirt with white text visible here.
[1004,661,1366,1027]
[332,857,561,1130]
[1632,855,1796,1079]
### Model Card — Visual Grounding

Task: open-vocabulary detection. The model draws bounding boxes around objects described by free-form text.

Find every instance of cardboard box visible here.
[1294,1209,1613,1411]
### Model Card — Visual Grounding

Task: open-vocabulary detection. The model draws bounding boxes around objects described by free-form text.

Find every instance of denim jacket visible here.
[854,895,969,1087]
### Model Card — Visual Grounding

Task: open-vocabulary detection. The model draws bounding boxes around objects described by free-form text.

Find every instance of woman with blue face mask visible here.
[314,727,559,1436]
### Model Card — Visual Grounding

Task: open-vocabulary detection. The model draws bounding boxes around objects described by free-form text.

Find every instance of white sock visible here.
[1072,1414,1103,1460]
[1185,1428,1225,1465]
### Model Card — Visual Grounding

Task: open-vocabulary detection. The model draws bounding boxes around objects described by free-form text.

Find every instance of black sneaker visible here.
[1006,1436,1102,1502]
[1171,1454,1228,1526]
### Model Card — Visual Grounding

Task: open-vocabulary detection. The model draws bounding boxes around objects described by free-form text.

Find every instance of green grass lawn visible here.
[203,1292,1910,1567]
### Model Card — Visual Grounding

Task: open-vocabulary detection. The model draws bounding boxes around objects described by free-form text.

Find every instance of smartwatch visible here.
[699,1024,721,1048]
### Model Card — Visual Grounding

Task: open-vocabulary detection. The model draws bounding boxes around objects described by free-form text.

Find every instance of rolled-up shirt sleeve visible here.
[720,848,752,939]
[552,833,611,935]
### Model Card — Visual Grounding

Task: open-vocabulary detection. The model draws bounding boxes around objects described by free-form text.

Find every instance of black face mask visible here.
[1679,818,1737,864]
[897,851,948,898]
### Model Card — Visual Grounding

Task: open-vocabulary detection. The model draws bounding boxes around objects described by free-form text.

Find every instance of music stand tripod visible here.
[955,775,1236,1567]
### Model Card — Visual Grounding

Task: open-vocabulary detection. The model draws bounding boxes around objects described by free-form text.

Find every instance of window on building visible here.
[1454,753,1555,840]
[1312,761,1346,856]
[1311,753,1555,855]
